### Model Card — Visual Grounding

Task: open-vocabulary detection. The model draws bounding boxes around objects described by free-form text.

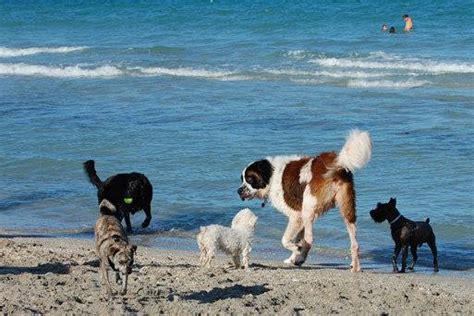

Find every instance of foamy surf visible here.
[347,79,429,89]
[311,56,474,74]
[0,63,242,80]
[0,46,87,58]
[134,66,238,79]
[0,63,122,78]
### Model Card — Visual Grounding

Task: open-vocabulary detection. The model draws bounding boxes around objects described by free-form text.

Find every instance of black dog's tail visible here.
[99,199,117,216]
[425,218,430,224]
[83,160,103,189]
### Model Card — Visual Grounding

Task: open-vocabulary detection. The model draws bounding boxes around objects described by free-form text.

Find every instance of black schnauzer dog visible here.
[370,198,439,273]
[84,160,153,233]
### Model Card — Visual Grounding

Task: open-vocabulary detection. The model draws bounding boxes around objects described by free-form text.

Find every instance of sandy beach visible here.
[0,236,472,315]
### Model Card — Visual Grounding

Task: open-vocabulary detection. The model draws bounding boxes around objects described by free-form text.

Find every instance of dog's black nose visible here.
[237,187,244,195]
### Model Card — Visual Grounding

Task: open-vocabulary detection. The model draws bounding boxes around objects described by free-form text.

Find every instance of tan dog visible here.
[95,199,137,297]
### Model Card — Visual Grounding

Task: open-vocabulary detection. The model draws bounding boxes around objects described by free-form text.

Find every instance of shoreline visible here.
[1,228,472,275]
[1,236,473,314]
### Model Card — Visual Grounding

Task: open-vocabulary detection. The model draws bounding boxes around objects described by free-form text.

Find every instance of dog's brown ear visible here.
[108,245,120,257]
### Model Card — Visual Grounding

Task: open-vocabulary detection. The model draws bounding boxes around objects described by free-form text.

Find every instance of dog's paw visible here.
[398,269,406,273]
[141,220,151,228]
[283,257,293,264]
[293,254,306,266]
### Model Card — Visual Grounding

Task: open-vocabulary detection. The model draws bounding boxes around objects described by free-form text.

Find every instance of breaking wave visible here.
[0,63,243,80]
[0,46,87,58]
[0,63,122,78]
[347,79,429,89]
[310,56,474,74]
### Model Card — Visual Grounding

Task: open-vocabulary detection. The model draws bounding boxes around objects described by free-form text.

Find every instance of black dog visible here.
[369,198,439,273]
[84,160,153,233]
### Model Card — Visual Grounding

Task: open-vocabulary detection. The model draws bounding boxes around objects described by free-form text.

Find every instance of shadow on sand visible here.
[0,262,71,275]
[182,284,270,303]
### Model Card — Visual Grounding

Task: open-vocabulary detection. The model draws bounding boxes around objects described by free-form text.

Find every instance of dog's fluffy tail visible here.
[99,199,117,215]
[335,129,372,173]
[83,160,103,189]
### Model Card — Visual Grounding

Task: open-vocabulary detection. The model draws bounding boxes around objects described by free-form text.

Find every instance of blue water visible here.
[1,1,473,272]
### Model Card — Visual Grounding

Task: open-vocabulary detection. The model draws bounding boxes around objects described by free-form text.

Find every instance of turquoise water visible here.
[0,1,473,271]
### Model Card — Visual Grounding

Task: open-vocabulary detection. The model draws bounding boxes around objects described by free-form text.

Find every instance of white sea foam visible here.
[0,63,122,78]
[134,66,237,79]
[347,79,429,89]
[266,69,389,78]
[285,50,309,60]
[0,63,243,80]
[310,57,474,74]
[0,46,87,57]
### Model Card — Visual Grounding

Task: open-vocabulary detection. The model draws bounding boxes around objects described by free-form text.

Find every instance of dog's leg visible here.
[336,183,361,272]
[297,187,318,266]
[205,246,216,268]
[100,262,113,298]
[199,247,207,267]
[241,245,251,269]
[343,219,361,272]
[115,271,122,285]
[427,235,439,272]
[142,204,152,229]
[121,273,128,295]
[400,245,409,273]
[392,244,401,272]
[124,212,133,233]
[232,254,241,269]
[408,244,418,271]
[281,216,304,265]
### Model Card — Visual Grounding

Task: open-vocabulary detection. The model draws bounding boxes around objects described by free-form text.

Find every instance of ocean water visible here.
[0,1,473,272]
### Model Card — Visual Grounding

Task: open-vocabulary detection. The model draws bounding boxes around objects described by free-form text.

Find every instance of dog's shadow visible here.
[251,262,355,271]
[182,283,270,304]
[0,262,70,275]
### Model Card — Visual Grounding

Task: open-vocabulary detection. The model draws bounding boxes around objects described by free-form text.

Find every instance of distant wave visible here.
[0,46,87,57]
[0,63,243,80]
[311,56,474,74]
[266,69,389,78]
[0,61,446,89]
[347,79,429,88]
[0,63,122,78]
[134,66,237,78]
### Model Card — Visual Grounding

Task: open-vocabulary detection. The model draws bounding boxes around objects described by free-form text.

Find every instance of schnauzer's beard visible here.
[369,210,386,223]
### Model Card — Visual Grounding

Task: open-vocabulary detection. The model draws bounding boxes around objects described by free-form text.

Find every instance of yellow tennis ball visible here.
[124,197,133,204]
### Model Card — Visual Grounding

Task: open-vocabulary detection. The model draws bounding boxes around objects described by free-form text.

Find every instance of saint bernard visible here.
[237,130,372,272]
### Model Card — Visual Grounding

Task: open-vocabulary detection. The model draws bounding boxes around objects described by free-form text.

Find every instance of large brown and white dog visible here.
[237,130,371,272]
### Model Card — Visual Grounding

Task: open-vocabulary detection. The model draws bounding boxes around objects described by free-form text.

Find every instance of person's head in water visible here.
[382,24,388,32]
[389,26,396,33]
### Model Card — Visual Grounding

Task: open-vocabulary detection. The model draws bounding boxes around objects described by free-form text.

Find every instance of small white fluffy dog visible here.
[197,208,257,269]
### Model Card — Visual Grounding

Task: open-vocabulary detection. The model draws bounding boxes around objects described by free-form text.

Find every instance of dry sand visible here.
[0,236,472,315]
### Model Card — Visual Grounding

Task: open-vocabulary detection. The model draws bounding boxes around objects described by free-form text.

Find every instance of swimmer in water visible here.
[403,14,413,32]
[389,26,396,33]
[382,24,388,32]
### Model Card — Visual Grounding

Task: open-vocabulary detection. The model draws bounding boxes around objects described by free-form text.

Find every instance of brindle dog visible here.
[95,199,137,297]
[370,198,439,273]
